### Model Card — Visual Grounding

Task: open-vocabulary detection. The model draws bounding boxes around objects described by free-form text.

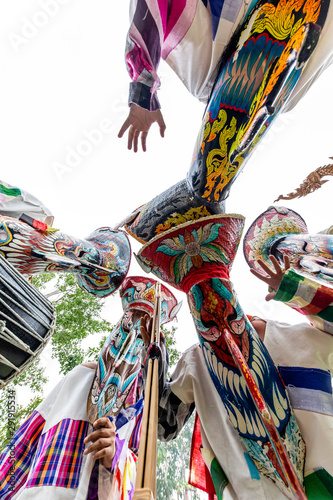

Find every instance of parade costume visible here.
[126,0,333,112]
[122,2,333,484]
[0,277,180,500]
[136,212,333,498]
[90,276,180,499]
[136,214,308,498]
[158,314,333,499]
[87,276,180,424]
[243,205,333,333]
[123,0,331,244]
[0,215,131,299]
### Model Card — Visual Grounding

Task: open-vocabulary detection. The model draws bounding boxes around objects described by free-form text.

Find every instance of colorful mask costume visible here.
[244,205,333,284]
[136,214,307,498]
[122,0,330,244]
[87,276,180,423]
[86,276,180,499]
[244,205,333,331]
[119,2,331,496]
[0,215,131,298]
[0,278,180,500]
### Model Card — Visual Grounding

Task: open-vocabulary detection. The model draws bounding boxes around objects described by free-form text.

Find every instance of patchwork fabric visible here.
[304,468,333,499]
[274,269,333,334]
[188,413,219,495]
[0,181,21,202]
[128,409,143,454]
[111,449,138,500]
[26,418,89,489]
[278,366,332,393]
[0,411,45,499]
[278,366,333,415]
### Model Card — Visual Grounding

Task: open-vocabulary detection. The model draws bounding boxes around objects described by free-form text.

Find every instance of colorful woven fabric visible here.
[26,418,89,488]
[274,268,333,334]
[0,411,45,499]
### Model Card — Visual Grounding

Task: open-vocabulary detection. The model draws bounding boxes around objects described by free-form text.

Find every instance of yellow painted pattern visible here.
[251,0,321,40]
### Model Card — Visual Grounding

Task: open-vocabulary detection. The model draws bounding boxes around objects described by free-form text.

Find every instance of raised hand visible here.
[118,103,166,152]
[250,255,290,301]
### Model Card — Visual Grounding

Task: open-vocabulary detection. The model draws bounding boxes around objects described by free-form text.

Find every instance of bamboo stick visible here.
[133,282,161,500]
[143,358,159,496]
[134,357,154,492]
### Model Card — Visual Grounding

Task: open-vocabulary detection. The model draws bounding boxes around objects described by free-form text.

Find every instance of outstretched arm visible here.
[119,0,170,151]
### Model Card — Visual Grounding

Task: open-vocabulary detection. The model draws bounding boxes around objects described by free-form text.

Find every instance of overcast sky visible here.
[1,0,333,393]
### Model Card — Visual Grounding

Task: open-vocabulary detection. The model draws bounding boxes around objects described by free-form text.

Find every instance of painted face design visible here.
[274,234,333,281]
[0,216,131,297]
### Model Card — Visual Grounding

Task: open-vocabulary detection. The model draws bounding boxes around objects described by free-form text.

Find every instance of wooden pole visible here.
[133,283,161,500]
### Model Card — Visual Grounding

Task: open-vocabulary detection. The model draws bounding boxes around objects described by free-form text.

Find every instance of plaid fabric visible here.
[274,268,333,334]
[26,418,89,488]
[0,411,45,499]
[126,0,245,110]
[158,380,195,441]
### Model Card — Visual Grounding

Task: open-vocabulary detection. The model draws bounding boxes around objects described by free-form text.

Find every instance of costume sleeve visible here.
[0,410,46,499]
[157,347,195,442]
[158,381,195,442]
[126,0,178,111]
[273,268,333,334]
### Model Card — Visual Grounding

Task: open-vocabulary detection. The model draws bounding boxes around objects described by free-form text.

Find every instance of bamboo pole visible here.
[133,283,161,500]
[134,357,154,494]
[143,357,159,496]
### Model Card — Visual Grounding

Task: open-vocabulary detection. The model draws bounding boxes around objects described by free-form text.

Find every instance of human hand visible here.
[84,417,116,469]
[140,313,164,347]
[250,255,290,301]
[140,313,153,347]
[118,103,166,152]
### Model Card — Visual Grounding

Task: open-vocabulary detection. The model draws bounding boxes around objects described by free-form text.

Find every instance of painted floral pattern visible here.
[156,223,229,284]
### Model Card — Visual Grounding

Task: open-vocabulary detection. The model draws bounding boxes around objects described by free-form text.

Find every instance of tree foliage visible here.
[157,412,201,500]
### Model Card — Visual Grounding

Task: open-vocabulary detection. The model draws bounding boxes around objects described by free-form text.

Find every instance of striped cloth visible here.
[0,412,89,497]
[0,411,45,499]
[26,418,89,488]
[274,268,333,334]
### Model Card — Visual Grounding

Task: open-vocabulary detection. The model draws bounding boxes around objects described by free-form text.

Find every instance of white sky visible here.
[1,0,333,394]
